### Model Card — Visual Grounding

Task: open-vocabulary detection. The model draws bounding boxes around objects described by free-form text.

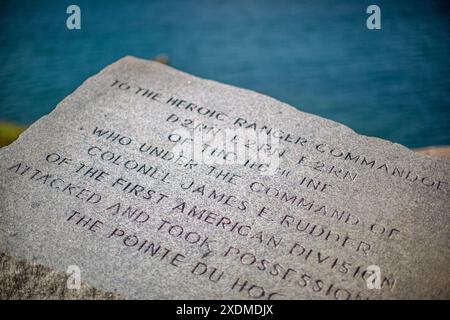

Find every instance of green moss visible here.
[0,122,26,147]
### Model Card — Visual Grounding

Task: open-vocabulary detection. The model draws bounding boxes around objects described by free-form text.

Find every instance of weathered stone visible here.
[0,56,449,299]
[0,252,122,299]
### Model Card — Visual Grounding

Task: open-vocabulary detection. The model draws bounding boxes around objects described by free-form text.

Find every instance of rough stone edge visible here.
[0,251,123,300]
[1,55,449,167]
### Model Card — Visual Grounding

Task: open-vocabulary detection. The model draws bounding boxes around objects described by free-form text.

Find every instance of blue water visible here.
[1,0,449,148]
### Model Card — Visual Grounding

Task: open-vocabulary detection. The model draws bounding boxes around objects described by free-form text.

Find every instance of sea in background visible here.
[0,0,449,148]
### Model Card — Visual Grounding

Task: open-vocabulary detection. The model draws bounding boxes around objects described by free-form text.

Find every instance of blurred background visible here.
[0,0,449,148]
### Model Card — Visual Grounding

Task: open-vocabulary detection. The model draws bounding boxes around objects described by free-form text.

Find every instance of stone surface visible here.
[0,56,449,300]
[1,148,445,300]
[0,252,122,299]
